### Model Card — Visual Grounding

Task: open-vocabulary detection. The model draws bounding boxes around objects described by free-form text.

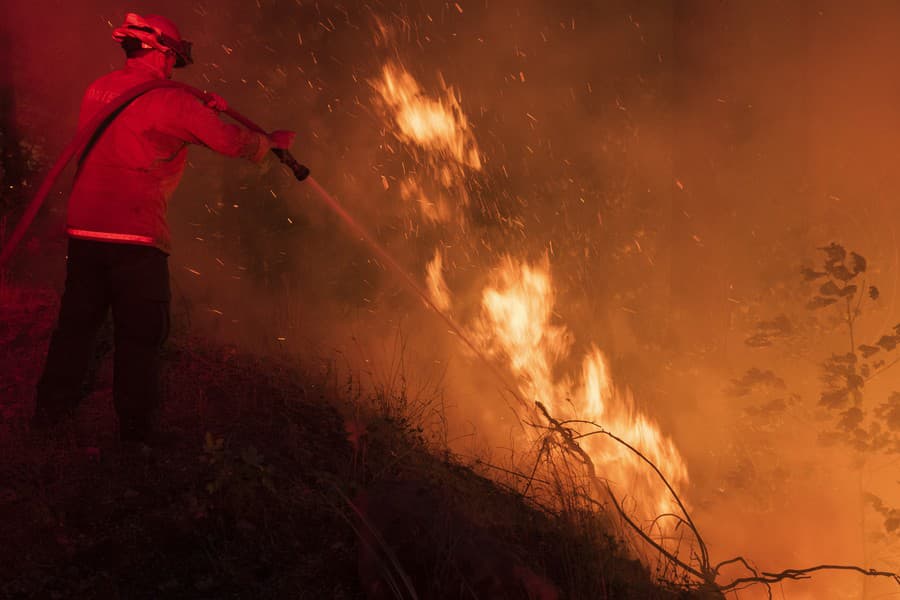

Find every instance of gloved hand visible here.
[268,130,296,149]
[204,92,228,112]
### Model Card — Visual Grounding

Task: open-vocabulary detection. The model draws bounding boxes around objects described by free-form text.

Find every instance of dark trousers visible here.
[35,238,170,440]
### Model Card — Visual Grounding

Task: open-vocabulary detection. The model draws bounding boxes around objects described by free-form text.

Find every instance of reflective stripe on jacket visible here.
[66,62,269,253]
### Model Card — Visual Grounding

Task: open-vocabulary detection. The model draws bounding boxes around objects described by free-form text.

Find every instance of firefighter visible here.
[31,13,296,445]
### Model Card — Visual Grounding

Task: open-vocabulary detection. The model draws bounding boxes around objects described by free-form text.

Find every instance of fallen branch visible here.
[719,564,900,592]
[522,437,550,497]
[578,487,707,582]
[528,400,900,596]
[532,401,714,585]
[473,457,553,488]
[564,417,710,572]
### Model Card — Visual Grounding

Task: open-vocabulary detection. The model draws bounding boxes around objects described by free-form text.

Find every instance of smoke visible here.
[5,1,900,596]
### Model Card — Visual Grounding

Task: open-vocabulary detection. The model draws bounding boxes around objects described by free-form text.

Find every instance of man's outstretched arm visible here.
[158,90,295,161]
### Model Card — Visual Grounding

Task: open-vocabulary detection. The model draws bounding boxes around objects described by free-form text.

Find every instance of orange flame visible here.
[374,56,690,555]
[374,62,481,169]
[426,248,452,312]
[477,256,689,541]
[477,256,572,408]
[374,61,481,226]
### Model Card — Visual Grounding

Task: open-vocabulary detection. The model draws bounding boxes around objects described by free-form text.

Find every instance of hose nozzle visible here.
[272,149,310,181]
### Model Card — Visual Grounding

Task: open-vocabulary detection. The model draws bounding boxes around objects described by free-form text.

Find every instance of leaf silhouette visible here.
[819,281,842,296]
[870,286,880,300]
[801,267,827,281]
[839,284,858,298]
[807,296,838,309]
[875,393,900,431]
[728,368,786,397]
[876,335,899,351]
[838,407,864,431]
[820,388,850,409]
[820,242,847,264]
[831,352,858,365]
[859,344,880,358]
[887,517,900,534]
[744,315,794,346]
[850,252,867,274]
[830,265,854,281]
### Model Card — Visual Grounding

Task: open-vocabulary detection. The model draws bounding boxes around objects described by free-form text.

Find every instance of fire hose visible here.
[0,79,308,269]
[0,79,517,402]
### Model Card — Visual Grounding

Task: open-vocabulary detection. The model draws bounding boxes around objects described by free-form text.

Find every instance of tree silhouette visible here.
[803,243,899,457]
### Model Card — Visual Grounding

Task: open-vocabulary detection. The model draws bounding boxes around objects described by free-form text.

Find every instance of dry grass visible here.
[0,278,714,599]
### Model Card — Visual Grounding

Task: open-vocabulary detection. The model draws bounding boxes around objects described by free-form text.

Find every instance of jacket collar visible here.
[124,58,167,80]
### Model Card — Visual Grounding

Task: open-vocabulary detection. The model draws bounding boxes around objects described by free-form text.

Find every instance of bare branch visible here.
[578,490,707,582]
[522,437,550,497]
[521,381,900,596]
[473,457,552,488]
[719,564,900,592]
[563,417,710,572]
[714,555,761,577]
[531,402,711,583]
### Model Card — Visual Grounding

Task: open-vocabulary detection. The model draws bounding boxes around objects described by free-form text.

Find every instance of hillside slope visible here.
[0,282,715,599]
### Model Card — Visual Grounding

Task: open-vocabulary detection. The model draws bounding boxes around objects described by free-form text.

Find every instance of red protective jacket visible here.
[66,61,269,254]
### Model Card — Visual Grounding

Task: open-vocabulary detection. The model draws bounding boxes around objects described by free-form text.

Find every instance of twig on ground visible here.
[474,457,553,489]
[564,418,710,572]
[578,490,706,582]
[718,563,900,592]
[522,438,549,497]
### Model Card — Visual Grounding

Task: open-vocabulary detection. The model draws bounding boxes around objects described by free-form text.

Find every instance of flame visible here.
[426,248,452,312]
[477,256,572,408]
[373,55,690,556]
[374,61,481,226]
[578,348,689,519]
[477,256,689,541]
[374,62,481,169]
